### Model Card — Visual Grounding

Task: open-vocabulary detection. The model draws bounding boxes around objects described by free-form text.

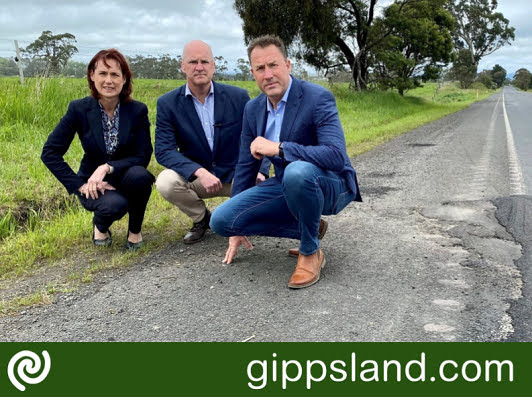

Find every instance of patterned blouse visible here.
[98,102,120,155]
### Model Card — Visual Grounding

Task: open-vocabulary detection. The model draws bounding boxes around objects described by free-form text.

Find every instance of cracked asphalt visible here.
[1,86,530,342]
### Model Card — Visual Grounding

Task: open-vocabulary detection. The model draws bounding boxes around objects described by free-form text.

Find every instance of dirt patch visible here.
[0,194,79,237]
[0,247,132,315]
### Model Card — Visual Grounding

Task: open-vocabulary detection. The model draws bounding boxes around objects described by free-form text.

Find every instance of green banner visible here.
[0,343,529,396]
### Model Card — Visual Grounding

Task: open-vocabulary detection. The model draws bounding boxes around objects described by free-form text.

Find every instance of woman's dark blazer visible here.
[41,96,153,195]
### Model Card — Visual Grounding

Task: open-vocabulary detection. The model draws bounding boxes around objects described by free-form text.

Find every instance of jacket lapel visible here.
[87,98,107,155]
[212,82,225,154]
[181,90,212,154]
[118,100,131,148]
[257,95,268,137]
[280,77,302,142]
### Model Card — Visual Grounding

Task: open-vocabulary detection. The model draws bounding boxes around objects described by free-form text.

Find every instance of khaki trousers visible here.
[156,169,232,223]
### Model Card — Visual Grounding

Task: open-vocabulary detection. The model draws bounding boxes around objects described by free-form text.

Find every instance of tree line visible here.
[0,50,311,81]
[2,1,531,92]
[0,31,259,81]
[234,0,517,94]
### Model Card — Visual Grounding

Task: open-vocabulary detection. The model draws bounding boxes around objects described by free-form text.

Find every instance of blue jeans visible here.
[210,161,355,255]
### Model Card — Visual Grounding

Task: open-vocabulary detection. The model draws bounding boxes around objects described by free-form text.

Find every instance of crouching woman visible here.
[41,48,154,250]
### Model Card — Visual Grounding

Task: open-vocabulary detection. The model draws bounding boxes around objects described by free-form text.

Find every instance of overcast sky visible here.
[0,0,530,75]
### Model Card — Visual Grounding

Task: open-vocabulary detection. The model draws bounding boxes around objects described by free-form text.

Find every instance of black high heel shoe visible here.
[125,240,143,251]
[125,230,143,251]
[92,223,112,247]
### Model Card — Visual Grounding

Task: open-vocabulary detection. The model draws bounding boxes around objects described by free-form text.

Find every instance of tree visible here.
[447,0,515,70]
[451,49,477,88]
[129,55,156,79]
[371,0,454,95]
[490,63,506,88]
[291,62,309,80]
[236,0,417,91]
[22,57,48,77]
[235,0,456,91]
[513,68,531,91]
[477,69,494,88]
[156,54,181,79]
[62,60,86,78]
[235,58,251,81]
[23,30,78,75]
[129,54,183,79]
[0,57,19,76]
[214,55,229,80]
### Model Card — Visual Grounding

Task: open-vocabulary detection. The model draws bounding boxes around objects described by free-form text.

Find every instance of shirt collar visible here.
[185,82,214,98]
[266,76,292,113]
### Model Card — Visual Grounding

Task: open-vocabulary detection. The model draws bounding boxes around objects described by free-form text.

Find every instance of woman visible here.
[41,48,154,250]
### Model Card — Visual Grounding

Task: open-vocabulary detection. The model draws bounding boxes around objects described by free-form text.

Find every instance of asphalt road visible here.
[1,86,531,342]
[493,85,532,342]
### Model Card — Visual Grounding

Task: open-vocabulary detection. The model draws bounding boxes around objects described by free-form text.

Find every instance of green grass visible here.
[330,81,494,155]
[0,76,494,311]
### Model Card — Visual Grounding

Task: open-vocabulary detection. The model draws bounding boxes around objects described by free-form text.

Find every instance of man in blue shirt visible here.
[210,35,362,289]
[155,40,267,244]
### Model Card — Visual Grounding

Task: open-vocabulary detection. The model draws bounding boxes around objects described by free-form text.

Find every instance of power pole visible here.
[14,40,25,86]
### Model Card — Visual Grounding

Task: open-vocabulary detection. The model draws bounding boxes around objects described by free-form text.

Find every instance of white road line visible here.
[463,95,499,200]
[502,92,527,195]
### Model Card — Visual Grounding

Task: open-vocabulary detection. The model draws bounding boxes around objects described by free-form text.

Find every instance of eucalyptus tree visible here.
[447,0,515,70]
[235,0,454,91]
[23,30,78,75]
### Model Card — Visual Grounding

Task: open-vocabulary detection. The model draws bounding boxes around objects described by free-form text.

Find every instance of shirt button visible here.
[212,162,216,167]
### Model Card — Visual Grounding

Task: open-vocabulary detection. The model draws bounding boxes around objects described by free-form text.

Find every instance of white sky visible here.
[0,0,529,75]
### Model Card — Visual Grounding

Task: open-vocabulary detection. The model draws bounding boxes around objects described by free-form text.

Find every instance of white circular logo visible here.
[7,350,51,391]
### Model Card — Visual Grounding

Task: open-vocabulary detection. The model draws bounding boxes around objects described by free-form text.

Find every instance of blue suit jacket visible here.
[232,77,361,202]
[155,81,263,183]
[41,96,153,195]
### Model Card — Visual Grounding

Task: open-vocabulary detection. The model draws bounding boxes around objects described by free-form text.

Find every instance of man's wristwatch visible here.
[278,142,284,159]
[107,164,114,174]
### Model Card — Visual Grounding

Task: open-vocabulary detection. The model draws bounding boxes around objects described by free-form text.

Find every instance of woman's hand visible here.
[78,181,116,199]
[86,164,110,198]
[79,165,115,199]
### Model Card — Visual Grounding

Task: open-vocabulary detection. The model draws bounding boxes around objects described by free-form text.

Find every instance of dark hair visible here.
[87,49,133,102]
[247,35,288,61]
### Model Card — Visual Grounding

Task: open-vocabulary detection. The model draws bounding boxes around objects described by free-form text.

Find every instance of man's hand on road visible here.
[223,236,253,264]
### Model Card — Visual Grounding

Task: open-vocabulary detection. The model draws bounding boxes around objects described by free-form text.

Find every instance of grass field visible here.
[0,76,494,312]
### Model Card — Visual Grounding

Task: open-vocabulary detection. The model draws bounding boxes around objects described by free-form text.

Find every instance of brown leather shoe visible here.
[288,249,326,289]
[288,219,328,257]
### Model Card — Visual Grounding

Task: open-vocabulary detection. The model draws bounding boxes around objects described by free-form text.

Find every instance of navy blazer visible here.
[232,77,362,202]
[41,96,153,195]
[155,81,259,184]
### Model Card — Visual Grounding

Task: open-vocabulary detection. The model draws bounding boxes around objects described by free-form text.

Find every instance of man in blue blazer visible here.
[155,40,268,244]
[210,35,362,289]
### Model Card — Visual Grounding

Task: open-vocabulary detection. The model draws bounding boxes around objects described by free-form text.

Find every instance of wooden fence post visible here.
[14,40,25,86]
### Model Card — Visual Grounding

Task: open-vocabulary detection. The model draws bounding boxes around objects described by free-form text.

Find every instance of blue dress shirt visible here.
[264,77,293,144]
[186,83,215,151]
